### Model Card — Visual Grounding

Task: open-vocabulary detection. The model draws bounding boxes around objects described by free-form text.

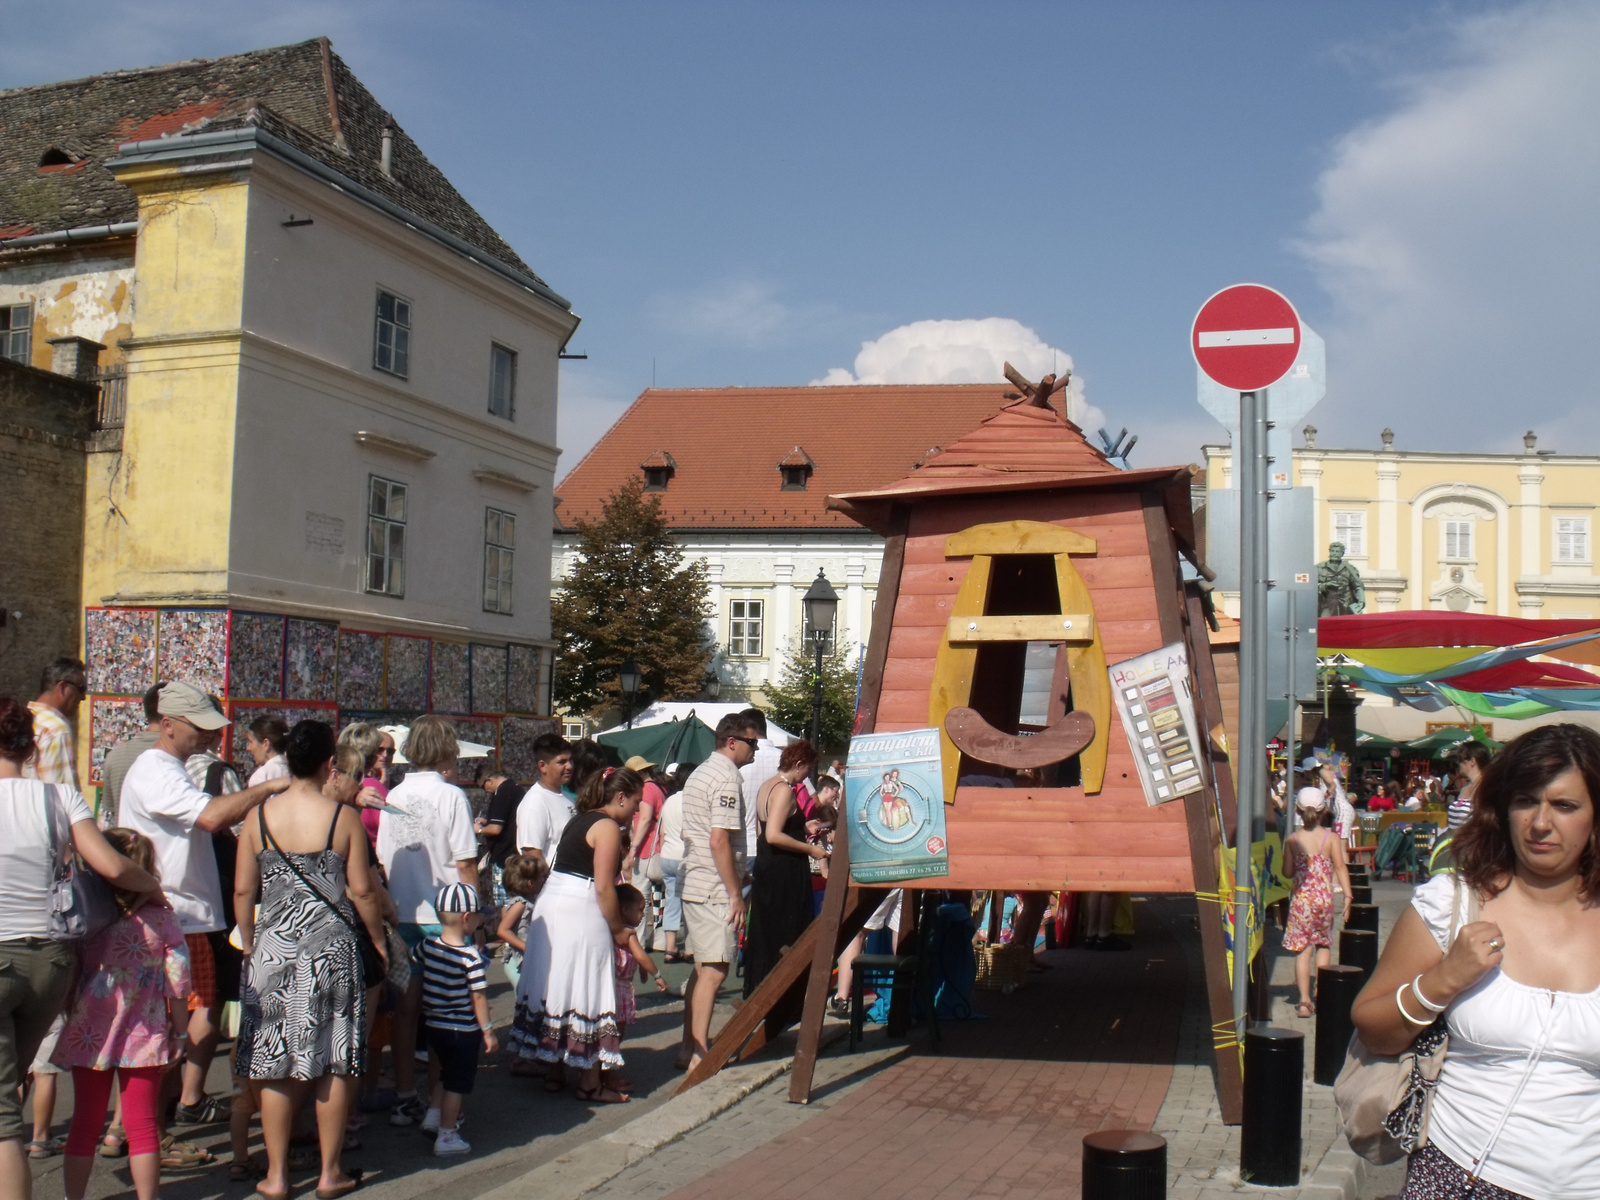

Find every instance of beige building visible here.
[1204,428,1600,620]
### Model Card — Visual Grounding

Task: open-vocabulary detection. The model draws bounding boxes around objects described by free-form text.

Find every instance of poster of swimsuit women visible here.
[845,728,950,884]
[1108,641,1205,805]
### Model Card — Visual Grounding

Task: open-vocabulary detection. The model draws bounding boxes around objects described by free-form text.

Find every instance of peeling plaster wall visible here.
[0,247,135,371]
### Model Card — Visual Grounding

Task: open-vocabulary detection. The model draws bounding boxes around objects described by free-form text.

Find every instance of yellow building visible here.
[1,40,578,789]
[1204,426,1600,619]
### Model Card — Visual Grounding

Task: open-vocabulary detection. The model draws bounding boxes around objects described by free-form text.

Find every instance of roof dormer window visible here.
[778,446,815,492]
[641,450,677,491]
[39,146,77,167]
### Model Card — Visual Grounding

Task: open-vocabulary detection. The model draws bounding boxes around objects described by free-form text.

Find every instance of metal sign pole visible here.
[1233,387,1267,1035]
[1287,590,1300,839]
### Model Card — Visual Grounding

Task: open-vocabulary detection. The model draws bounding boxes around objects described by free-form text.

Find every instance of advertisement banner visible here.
[1218,833,1291,985]
[846,727,950,884]
[1108,642,1206,805]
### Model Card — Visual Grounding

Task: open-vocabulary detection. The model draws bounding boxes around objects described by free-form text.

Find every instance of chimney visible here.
[380,127,394,177]
[47,336,105,381]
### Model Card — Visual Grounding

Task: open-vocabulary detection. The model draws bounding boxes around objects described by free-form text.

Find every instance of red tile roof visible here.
[554,384,1024,531]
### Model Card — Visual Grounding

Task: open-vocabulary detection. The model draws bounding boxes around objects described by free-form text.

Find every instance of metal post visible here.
[810,633,824,751]
[1287,590,1299,842]
[1234,388,1268,1037]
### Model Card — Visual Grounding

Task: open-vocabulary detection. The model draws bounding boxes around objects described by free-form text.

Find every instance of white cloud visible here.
[814,317,1106,432]
[1298,2,1600,451]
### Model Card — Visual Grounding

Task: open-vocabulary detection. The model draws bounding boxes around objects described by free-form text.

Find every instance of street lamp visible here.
[618,657,643,729]
[801,570,838,752]
[704,670,722,701]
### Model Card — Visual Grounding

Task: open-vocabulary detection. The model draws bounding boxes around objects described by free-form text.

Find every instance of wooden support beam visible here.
[945,613,1095,643]
[852,509,908,735]
[944,519,1097,558]
[1144,494,1244,1126]
[788,819,871,1103]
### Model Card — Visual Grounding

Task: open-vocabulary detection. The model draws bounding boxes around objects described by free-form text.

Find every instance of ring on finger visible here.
[1487,938,1505,952]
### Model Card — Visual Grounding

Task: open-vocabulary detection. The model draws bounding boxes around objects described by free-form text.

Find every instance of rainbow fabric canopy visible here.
[1318,613,1600,718]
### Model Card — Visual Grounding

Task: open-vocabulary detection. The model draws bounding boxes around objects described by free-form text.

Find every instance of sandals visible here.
[573,1085,630,1104]
[160,1134,217,1169]
[315,1168,366,1199]
[230,1159,267,1182]
[99,1128,128,1159]
[27,1136,65,1159]
[1295,1001,1316,1018]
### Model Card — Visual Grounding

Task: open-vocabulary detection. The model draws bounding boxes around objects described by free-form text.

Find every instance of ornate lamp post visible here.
[618,657,644,729]
[801,570,838,752]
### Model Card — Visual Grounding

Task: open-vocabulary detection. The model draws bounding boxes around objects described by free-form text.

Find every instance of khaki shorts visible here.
[682,899,738,967]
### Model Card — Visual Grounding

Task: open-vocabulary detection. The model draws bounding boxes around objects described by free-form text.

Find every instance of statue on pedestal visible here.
[1317,542,1366,617]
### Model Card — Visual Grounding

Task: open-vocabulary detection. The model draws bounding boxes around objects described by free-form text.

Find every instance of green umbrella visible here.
[596,716,717,769]
[1355,731,1405,756]
[1402,727,1485,758]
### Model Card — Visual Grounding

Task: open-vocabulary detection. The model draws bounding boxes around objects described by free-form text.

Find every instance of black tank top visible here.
[553,810,608,880]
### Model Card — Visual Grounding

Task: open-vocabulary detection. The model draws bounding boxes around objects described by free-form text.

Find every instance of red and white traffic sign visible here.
[1191,284,1301,392]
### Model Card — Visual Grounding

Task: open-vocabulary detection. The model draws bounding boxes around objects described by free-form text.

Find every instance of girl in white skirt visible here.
[509,767,642,1103]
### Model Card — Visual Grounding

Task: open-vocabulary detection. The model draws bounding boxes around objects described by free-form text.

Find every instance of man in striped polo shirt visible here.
[413,883,496,1157]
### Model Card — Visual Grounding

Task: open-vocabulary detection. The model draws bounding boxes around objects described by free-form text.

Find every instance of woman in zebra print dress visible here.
[235,720,385,1200]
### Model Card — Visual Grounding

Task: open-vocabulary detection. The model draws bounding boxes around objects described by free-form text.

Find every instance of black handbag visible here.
[259,809,385,989]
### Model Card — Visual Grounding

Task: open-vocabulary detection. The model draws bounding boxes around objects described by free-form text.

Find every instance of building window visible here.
[1443,519,1473,561]
[729,599,764,657]
[780,465,809,491]
[0,303,31,365]
[489,344,516,419]
[366,475,407,596]
[1332,510,1366,557]
[1557,516,1590,563]
[373,290,411,378]
[484,508,515,614]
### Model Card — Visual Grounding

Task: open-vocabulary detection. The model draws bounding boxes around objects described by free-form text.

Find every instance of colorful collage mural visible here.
[89,697,148,784]
[431,642,471,714]
[157,610,228,696]
[86,609,157,696]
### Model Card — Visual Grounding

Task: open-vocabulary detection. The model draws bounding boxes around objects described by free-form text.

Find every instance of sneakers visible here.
[389,1094,427,1127]
[434,1128,471,1157]
[826,996,851,1019]
[172,1095,230,1126]
[419,1107,441,1135]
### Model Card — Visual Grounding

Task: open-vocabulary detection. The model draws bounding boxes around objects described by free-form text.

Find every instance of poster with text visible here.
[1108,642,1206,805]
[846,728,950,884]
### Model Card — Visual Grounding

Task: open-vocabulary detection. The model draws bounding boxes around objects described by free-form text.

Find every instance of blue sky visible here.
[7,2,1596,472]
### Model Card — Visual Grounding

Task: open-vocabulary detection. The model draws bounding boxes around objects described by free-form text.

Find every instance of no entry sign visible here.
[1191,284,1301,392]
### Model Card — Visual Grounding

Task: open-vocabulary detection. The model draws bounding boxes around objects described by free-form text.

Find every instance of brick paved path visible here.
[655,896,1192,1200]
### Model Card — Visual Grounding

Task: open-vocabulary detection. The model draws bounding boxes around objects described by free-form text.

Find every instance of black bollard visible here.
[1350,883,1373,906]
[1314,965,1367,1084]
[1341,928,1378,981]
[1346,903,1380,933]
[1083,1130,1166,1200]
[1242,1026,1303,1186]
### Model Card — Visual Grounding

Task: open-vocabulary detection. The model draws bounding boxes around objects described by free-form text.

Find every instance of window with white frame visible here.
[1556,516,1590,563]
[1443,519,1473,561]
[0,303,30,364]
[489,344,516,419]
[373,290,411,377]
[729,599,764,657]
[366,475,407,596]
[1332,510,1366,557]
[483,508,515,614]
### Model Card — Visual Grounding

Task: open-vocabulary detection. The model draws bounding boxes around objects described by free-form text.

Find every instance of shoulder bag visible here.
[259,809,385,989]
[45,783,118,942]
[1334,877,1477,1163]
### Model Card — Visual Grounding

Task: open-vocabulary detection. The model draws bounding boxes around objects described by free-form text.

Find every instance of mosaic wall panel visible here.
[506,644,542,714]
[228,702,338,774]
[469,644,507,715]
[157,609,228,696]
[385,636,430,710]
[500,715,558,783]
[86,609,157,696]
[285,619,339,703]
[89,697,147,785]
[431,642,470,713]
[228,613,285,700]
[338,630,386,710]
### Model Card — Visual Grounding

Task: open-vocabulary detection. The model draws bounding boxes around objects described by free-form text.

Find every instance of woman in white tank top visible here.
[1353,723,1600,1200]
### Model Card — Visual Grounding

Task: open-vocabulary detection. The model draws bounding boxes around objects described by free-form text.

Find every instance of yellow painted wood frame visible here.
[928,520,1110,798]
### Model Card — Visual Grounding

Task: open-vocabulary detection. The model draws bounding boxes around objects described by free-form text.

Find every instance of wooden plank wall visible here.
[873,489,1195,893]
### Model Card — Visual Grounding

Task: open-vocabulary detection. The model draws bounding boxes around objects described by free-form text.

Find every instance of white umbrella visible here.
[379,724,495,765]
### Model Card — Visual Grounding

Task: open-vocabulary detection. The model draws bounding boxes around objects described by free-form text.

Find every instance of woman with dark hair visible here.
[743,739,828,1003]
[244,716,291,787]
[0,699,163,1200]
[1352,723,1600,1200]
[509,767,642,1103]
[565,739,610,798]
[234,720,385,1200]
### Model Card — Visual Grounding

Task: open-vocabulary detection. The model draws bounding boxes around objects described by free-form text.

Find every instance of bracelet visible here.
[1411,973,1448,1013]
[1395,982,1434,1026]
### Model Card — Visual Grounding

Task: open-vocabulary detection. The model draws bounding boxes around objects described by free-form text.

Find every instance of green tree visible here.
[763,638,858,755]
[552,476,714,716]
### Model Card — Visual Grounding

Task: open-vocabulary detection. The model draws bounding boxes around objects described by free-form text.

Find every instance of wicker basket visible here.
[973,941,1031,993]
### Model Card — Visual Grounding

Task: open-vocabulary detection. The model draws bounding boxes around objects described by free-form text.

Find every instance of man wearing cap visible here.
[620,756,663,950]
[119,681,291,1125]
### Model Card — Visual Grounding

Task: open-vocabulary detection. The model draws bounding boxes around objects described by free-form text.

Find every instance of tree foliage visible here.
[552,477,714,716]
[763,637,858,756]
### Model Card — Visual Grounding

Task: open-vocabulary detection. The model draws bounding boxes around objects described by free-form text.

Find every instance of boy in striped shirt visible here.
[413,883,497,1156]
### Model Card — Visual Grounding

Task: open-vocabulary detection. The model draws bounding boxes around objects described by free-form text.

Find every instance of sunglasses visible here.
[732,736,760,748]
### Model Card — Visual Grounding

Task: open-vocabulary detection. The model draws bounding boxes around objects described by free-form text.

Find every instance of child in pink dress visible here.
[607,885,668,1096]
[52,829,189,1200]
[1282,788,1351,1018]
